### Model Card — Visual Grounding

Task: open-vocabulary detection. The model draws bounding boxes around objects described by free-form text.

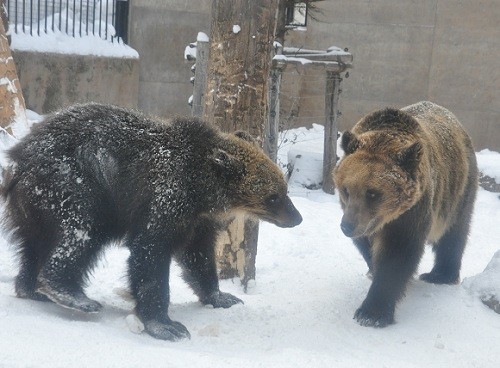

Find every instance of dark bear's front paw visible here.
[144,319,191,341]
[419,271,459,285]
[354,305,395,328]
[201,291,243,308]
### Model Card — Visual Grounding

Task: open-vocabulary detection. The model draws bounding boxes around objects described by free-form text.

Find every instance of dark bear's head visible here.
[212,132,302,228]
[333,130,423,238]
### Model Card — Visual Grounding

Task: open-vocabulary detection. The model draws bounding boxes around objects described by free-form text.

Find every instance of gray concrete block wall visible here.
[13,51,139,114]
[127,0,498,150]
[128,0,211,118]
[283,0,500,151]
[9,1,498,150]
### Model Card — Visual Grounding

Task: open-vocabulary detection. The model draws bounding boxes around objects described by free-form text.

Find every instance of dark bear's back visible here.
[3,103,224,241]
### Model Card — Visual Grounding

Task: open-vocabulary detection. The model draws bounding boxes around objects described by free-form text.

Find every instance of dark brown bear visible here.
[1,103,302,340]
[333,101,477,327]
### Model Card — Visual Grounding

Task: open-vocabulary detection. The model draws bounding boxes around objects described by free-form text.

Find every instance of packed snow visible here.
[0,119,499,367]
[477,149,500,182]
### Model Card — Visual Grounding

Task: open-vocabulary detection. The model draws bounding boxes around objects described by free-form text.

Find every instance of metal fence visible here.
[6,0,129,43]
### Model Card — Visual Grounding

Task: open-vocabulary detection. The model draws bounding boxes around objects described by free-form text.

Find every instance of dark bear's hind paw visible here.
[419,271,459,285]
[37,284,102,313]
[15,284,52,302]
[354,306,395,328]
[144,319,191,341]
[201,291,243,308]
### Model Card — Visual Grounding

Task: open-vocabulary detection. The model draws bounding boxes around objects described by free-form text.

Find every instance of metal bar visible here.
[114,0,128,44]
[14,0,18,33]
[52,0,54,31]
[58,0,61,31]
[105,0,108,39]
[99,0,102,37]
[79,0,82,37]
[44,0,47,33]
[111,0,115,42]
[65,0,68,34]
[37,0,40,36]
[86,0,89,35]
[29,0,32,35]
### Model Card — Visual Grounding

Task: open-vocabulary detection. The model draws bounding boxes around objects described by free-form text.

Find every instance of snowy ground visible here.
[0,122,499,367]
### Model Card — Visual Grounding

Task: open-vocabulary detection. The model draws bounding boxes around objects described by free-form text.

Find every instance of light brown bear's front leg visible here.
[354,208,428,327]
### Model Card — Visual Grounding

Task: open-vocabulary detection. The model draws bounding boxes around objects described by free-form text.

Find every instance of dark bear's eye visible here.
[266,194,281,206]
[366,189,381,201]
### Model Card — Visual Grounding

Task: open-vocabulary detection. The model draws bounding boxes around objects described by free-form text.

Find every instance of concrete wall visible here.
[9,2,498,149]
[285,0,500,151]
[13,50,139,114]
[128,0,211,118]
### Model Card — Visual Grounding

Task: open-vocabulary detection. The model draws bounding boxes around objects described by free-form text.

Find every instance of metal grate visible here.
[6,0,129,43]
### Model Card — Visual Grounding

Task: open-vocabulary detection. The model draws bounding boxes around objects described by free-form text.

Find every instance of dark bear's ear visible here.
[397,142,422,176]
[341,131,360,155]
[234,130,261,147]
[210,149,246,179]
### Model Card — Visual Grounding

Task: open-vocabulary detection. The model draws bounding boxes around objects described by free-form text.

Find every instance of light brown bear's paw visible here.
[419,271,459,285]
[354,305,395,328]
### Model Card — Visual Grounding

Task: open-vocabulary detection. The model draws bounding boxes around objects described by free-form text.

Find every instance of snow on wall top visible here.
[9,29,139,58]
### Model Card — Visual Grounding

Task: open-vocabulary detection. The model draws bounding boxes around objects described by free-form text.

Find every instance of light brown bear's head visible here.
[333,129,424,238]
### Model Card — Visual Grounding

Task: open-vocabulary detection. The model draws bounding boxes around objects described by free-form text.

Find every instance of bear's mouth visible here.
[346,218,380,238]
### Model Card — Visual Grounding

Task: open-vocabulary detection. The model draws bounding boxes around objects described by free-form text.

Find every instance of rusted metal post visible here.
[322,71,341,194]
[192,38,208,119]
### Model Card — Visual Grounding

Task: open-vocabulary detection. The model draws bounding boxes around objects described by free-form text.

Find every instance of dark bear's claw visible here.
[202,291,243,308]
[354,306,394,328]
[144,319,191,341]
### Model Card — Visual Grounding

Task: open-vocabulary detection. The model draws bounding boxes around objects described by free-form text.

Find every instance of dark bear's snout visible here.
[265,195,302,228]
[279,196,303,228]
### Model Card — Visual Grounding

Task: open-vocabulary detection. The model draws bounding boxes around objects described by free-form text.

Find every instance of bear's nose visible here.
[340,221,355,237]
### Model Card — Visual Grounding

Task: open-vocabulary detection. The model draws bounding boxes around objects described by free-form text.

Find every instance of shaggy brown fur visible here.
[333,101,478,327]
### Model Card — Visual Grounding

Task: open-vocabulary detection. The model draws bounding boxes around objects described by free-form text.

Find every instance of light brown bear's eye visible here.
[343,187,349,199]
[366,189,381,201]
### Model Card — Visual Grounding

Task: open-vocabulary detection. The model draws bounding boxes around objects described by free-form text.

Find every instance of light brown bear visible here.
[333,101,478,327]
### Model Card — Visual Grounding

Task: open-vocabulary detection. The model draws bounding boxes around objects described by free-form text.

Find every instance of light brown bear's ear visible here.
[210,148,246,179]
[341,131,360,155]
[396,142,423,176]
[233,130,262,148]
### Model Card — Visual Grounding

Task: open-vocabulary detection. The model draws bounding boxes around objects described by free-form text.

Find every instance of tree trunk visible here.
[204,0,281,289]
[0,2,28,138]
